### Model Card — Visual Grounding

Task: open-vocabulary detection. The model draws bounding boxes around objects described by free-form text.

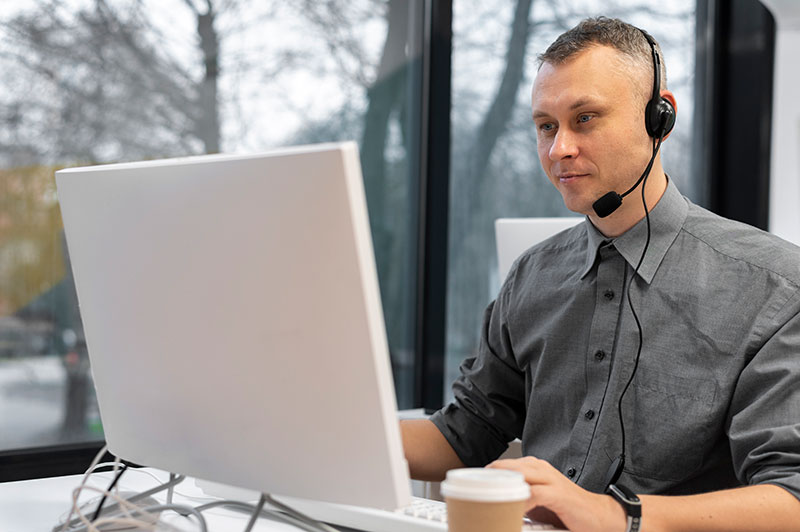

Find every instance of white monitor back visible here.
[55,142,411,510]
[495,217,584,283]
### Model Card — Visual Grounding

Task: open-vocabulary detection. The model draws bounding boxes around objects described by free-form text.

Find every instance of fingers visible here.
[488,457,563,513]
[488,455,543,472]
[488,456,559,485]
[488,457,576,511]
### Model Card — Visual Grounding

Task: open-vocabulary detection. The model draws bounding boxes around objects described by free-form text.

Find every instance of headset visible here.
[591,30,676,219]
[597,28,675,490]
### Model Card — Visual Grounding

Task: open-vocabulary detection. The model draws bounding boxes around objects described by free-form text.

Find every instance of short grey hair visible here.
[538,17,667,101]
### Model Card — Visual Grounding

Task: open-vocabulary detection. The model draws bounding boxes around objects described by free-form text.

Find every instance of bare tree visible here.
[289,0,419,400]
[359,0,417,391]
[447,0,537,358]
[0,0,227,165]
[184,0,224,153]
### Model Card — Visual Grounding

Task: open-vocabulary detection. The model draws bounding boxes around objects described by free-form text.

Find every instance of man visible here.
[401,17,800,532]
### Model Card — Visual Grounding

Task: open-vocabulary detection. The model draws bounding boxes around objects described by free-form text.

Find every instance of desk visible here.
[0,468,360,531]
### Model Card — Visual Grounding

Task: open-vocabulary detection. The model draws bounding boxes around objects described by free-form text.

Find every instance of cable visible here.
[100,503,208,532]
[90,463,128,521]
[63,483,207,532]
[58,468,187,532]
[244,494,266,532]
[68,484,160,532]
[93,466,215,503]
[168,472,178,505]
[58,446,334,532]
[59,444,110,532]
[609,135,662,487]
[263,494,342,532]
[196,499,328,532]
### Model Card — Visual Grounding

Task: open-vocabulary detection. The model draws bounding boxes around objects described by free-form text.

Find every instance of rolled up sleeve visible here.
[430,280,527,467]
[728,302,800,501]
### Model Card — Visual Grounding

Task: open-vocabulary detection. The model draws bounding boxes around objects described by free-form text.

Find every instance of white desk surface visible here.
[3,410,435,531]
[0,467,346,531]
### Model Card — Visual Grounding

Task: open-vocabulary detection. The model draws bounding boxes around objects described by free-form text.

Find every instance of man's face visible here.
[532,45,653,216]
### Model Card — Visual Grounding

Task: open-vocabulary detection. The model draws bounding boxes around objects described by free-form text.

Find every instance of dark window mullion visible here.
[415,0,452,412]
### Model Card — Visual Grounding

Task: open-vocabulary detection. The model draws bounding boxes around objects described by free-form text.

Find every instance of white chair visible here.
[495,217,584,283]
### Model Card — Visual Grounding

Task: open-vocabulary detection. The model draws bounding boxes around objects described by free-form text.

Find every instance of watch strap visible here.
[606,484,641,532]
[625,514,642,532]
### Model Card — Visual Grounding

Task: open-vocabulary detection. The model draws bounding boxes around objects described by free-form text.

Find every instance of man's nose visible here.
[549,128,579,160]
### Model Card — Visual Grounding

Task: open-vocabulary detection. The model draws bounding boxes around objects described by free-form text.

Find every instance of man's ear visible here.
[659,90,678,141]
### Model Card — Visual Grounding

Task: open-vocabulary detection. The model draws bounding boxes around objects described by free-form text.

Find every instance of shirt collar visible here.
[580,178,688,284]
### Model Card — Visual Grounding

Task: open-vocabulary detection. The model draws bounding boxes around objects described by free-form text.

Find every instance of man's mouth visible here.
[557,173,589,183]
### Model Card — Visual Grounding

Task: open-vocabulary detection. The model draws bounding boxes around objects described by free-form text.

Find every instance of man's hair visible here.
[538,17,667,100]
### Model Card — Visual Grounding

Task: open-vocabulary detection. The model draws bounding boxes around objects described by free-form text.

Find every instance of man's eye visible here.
[539,123,555,132]
[578,114,593,123]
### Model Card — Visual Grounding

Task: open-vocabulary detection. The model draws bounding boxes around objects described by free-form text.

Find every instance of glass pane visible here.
[0,0,422,453]
[446,0,700,399]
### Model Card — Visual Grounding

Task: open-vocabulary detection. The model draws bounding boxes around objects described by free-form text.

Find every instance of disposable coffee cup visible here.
[440,468,530,532]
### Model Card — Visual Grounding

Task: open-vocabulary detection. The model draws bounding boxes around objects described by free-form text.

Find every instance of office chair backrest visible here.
[495,217,584,283]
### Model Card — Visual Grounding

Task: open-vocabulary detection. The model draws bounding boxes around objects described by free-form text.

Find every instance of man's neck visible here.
[588,170,669,238]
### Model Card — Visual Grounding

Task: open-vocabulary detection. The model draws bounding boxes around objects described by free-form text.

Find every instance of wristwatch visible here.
[606,484,641,532]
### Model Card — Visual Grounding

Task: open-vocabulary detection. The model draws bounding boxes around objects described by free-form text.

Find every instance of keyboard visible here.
[276,495,564,532]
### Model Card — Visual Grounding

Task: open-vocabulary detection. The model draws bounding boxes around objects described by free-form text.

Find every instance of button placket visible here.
[565,244,627,483]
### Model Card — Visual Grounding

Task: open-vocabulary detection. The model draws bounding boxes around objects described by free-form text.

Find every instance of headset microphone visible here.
[592,191,624,219]
[592,135,662,218]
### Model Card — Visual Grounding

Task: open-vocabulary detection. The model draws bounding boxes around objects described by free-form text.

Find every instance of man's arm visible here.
[400,418,465,481]
[640,484,800,532]
[490,457,800,532]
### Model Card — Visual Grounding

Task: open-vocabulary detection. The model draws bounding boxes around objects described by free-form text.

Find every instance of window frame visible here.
[0,0,775,481]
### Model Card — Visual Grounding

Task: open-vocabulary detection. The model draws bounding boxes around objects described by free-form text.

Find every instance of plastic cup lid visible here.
[440,468,530,502]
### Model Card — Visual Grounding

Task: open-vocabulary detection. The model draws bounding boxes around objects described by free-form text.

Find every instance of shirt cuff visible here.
[429,402,511,467]
[752,471,800,502]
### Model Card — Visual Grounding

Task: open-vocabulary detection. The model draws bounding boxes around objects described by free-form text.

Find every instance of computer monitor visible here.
[55,142,411,510]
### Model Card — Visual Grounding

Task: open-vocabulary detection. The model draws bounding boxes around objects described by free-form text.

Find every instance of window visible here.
[0,0,769,479]
[0,0,423,465]
[445,0,701,396]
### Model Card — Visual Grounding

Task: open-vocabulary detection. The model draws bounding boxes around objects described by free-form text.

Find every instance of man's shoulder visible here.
[683,202,800,285]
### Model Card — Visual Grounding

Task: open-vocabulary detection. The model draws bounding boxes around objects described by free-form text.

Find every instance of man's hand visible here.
[490,457,800,532]
[488,457,626,532]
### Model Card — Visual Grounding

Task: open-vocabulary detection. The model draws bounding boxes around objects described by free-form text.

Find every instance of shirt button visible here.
[594,350,606,361]
[585,409,595,420]
[604,289,615,300]
[567,467,576,478]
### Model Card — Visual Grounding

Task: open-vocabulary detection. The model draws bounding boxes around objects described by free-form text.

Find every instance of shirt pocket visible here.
[622,367,718,482]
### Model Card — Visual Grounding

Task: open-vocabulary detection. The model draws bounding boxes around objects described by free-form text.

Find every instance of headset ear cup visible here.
[658,97,676,138]
[645,97,676,139]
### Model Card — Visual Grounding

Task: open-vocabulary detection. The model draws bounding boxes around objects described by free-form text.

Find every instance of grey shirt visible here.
[431,179,800,499]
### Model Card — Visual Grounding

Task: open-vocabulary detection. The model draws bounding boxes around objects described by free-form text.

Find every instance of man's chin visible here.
[560,196,594,217]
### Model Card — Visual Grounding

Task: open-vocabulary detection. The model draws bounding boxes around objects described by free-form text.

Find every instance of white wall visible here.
[761,0,800,244]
